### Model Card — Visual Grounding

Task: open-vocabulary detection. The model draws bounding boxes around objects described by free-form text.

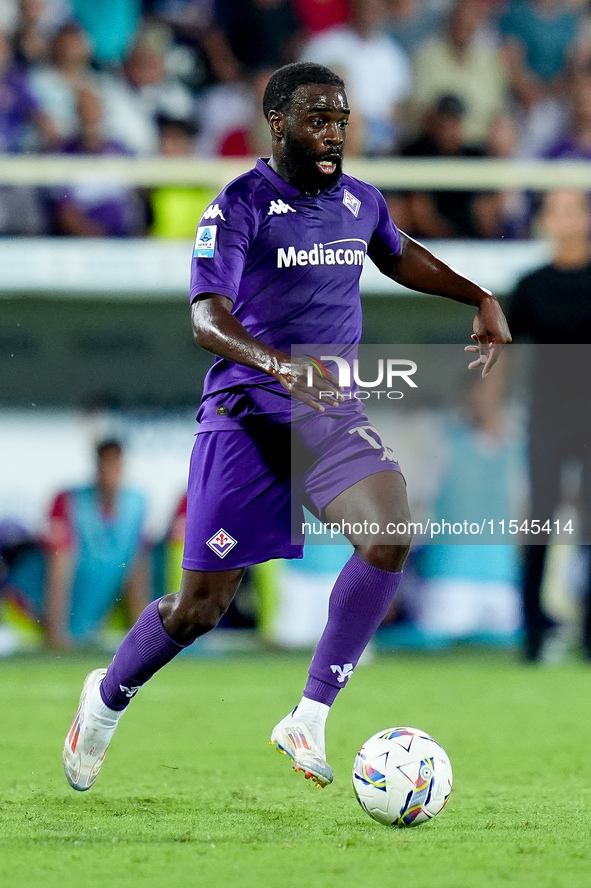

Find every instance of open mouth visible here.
[316,158,339,175]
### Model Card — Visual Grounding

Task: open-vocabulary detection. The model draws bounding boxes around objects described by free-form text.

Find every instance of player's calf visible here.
[159,568,244,644]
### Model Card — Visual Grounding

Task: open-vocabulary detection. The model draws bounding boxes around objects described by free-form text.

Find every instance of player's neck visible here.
[552,239,591,270]
[267,155,290,185]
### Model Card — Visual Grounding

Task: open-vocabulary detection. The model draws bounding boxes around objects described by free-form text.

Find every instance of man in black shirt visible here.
[507,188,591,661]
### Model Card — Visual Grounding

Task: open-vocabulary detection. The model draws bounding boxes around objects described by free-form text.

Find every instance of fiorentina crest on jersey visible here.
[206,528,237,558]
[268,199,296,216]
[343,190,361,217]
[194,225,217,258]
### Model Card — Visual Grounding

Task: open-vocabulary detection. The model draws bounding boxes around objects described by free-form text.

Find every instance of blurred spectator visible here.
[400,93,486,238]
[301,0,413,155]
[13,0,52,67]
[410,0,509,144]
[292,0,350,37]
[52,89,146,237]
[195,75,258,157]
[0,28,58,151]
[30,22,97,141]
[0,519,42,655]
[43,438,148,649]
[217,68,273,156]
[506,189,591,662]
[500,0,581,102]
[140,0,228,90]
[385,0,444,56]
[100,35,194,155]
[214,0,301,74]
[0,2,20,36]
[150,1,244,86]
[415,367,523,645]
[72,0,142,66]
[544,60,591,160]
[500,1,582,158]
[150,114,218,237]
[473,111,530,238]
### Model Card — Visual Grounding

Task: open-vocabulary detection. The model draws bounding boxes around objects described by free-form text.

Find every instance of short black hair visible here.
[262,63,345,118]
[96,438,123,459]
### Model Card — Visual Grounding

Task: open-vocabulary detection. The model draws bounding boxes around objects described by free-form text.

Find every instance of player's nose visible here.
[324,122,344,146]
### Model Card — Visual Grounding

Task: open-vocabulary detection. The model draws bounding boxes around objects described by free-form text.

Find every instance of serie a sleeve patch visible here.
[194,225,217,258]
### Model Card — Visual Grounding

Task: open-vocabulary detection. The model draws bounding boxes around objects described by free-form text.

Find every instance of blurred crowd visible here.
[2,0,591,238]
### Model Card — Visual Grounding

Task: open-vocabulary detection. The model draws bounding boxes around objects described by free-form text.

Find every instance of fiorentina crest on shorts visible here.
[206,528,237,558]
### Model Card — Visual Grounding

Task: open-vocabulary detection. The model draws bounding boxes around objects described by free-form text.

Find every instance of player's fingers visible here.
[304,368,343,399]
[481,343,504,377]
[292,387,326,412]
[303,382,341,407]
[324,367,343,393]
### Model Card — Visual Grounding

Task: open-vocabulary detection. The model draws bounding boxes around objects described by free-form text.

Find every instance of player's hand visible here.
[465,295,512,377]
[274,356,344,412]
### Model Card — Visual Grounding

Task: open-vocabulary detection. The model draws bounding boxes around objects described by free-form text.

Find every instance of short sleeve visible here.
[367,187,402,273]
[44,491,74,551]
[189,191,257,304]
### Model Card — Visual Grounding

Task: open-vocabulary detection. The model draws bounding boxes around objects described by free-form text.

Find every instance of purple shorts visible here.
[182,408,402,571]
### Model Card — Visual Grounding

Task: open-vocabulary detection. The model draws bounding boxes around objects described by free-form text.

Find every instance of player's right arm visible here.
[190,188,341,411]
[192,294,342,411]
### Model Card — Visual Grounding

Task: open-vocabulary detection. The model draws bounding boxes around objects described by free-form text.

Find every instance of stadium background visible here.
[3,0,591,646]
[3,0,589,648]
[3,3,591,887]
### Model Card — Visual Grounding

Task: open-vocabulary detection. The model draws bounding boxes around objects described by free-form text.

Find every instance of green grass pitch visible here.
[1,649,591,888]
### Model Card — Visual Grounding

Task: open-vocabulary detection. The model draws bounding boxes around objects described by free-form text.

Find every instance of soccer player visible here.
[63,62,510,791]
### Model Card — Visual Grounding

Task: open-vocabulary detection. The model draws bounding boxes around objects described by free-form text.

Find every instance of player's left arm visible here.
[380,232,511,377]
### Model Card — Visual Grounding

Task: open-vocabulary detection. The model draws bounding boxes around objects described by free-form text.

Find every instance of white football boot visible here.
[63,668,123,791]
[270,709,334,788]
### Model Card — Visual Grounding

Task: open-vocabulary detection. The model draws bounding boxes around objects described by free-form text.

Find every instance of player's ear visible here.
[268,110,284,139]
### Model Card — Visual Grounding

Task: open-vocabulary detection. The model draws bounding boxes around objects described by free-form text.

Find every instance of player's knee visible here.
[180,595,228,638]
[358,541,411,573]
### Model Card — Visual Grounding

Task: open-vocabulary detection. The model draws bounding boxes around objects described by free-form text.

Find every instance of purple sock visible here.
[100,599,186,711]
[304,554,402,706]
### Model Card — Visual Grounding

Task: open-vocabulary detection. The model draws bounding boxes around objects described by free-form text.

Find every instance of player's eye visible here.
[338,119,349,130]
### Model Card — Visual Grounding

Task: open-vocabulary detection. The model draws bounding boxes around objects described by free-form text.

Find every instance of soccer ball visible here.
[352,727,453,827]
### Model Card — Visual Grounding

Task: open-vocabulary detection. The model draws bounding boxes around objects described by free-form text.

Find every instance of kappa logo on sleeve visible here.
[194,225,217,258]
[202,203,226,221]
[343,190,361,217]
[268,199,296,216]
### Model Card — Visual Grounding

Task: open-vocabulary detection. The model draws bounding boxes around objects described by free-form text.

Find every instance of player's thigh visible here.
[183,428,302,571]
[324,469,412,547]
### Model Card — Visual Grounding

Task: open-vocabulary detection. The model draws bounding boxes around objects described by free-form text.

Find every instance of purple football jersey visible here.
[190,158,402,430]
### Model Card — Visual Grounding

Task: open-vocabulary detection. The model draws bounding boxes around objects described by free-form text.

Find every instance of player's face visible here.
[280,84,350,194]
